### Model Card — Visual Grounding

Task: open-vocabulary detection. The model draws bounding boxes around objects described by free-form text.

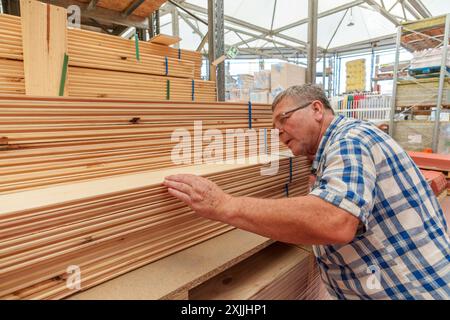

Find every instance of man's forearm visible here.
[223,195,358,245]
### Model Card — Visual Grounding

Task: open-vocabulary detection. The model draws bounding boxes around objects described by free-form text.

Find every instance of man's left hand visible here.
[163,174,232,221]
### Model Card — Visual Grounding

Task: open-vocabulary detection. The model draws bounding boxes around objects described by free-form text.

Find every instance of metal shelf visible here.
[401,15,447,52]
[389,14,450,153]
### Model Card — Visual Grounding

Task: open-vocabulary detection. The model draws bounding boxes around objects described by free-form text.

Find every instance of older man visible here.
[164,84,450,300]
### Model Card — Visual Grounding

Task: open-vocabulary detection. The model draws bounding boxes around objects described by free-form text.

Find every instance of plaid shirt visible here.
[310,115,450,300]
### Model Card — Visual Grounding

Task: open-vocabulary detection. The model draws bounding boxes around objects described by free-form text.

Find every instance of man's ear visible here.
[311,101,324,121]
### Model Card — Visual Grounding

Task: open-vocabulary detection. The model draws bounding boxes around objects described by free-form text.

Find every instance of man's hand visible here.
[163,174,233,222]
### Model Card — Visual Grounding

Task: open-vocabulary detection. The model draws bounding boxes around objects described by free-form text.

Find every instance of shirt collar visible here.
[311,114,346,173]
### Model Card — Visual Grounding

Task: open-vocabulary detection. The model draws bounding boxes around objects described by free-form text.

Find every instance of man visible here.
[164,84,450,300]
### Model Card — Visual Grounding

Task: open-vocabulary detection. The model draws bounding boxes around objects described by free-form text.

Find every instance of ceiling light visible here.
[347,8,355,27]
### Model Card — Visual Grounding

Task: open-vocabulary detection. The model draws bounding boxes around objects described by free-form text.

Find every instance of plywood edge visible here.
[150,34,182,46]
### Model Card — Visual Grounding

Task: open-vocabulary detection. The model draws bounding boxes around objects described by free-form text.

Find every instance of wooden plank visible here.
[20,0,67,96]
[150,34,182,46]
[68,229,272,300]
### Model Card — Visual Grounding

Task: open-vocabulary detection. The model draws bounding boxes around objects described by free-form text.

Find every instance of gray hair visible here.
[271,84,334,114]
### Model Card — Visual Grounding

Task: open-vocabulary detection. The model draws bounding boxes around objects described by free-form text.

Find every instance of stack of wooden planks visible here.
[68,27,203,79]
[0,10,209,100]
[68,67,215,101]
[0,156,311,300]
[0,96,281,194]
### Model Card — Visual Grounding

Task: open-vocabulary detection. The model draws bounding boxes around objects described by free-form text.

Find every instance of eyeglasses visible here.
[274,100,314,130]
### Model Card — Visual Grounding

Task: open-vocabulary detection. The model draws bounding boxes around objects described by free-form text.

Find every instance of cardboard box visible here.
[228,88,250,102]
[346,58,366,92]
[253,70,271,90]
[270,63,306,96]
[250,90,271,104]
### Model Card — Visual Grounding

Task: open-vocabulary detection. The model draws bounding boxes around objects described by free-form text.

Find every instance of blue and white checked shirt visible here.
[310,115,450,300]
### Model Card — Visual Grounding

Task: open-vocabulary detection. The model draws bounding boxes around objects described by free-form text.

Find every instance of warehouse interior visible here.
[0,0,449,301]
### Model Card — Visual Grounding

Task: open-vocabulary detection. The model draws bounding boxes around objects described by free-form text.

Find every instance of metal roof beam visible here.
[272,0,365,34]
[407,0,431,18]
[364,0,401,26]
[401,0,421,20]
[174,1,308,48]
[327,33,397,53]
[231,0,365,51]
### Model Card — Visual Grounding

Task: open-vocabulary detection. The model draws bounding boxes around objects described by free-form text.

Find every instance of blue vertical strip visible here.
[134,33,140,61]
[191,80,195,101]
[285,183,289,197]
[248,101,252,129]
[165,56,169,76]
[178,48,181,60]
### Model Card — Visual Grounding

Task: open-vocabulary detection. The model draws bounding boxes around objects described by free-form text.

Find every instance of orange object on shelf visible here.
[408,151,450,172]
[420,169,448,196]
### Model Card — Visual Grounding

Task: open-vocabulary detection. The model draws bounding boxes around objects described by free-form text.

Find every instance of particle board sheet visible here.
[0,156,311,300]
[0,96,279,193]
[69,229,273,300]
[0,14,203,79]
[189,242,329,300]
[19,0,68,96]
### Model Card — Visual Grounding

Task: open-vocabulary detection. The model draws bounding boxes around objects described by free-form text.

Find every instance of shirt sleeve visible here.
[309,136,377,232]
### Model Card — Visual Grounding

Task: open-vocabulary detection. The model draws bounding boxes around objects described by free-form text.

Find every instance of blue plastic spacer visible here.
[285,183,289,197]
[178,48,181,60]
[248,101,252,129]
[165,56,169,76]
[191,80,195,101]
